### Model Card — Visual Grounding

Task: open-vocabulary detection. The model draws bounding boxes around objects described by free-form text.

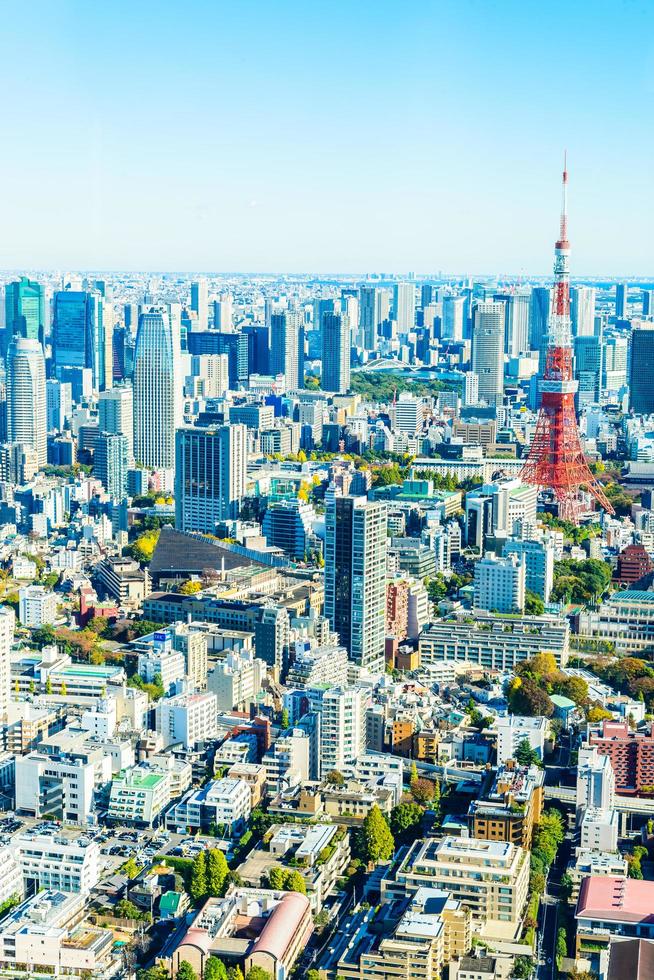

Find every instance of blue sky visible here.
[1,0,652,274]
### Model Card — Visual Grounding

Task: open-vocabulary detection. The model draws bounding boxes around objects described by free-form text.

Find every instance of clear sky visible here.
[1,0,652,275]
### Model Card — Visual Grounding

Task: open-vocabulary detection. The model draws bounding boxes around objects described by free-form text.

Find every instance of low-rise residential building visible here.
[495,715,548,766]
[18,586,58,628]
[15,831,100,894]
[157,691,218,749]
[468,764,544,849]
[0,890,114,977]
[227,763,267,808]
[579,807,619,852]
[107,765,171,827]
[15,752,96,825]
[208,651,267,712]
[166,777,251,835]
[588,720,654,795]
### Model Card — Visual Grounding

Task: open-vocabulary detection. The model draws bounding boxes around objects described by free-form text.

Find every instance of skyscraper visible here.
[4,278,45,353]
[529,286,551,351]
[615,282,628,319]
[502,291,531,356]
[95,432,129,499]
[270,310,303,390]
[642,290,654,317]
[358,285,382,351]
[175,424,247,532]
[629,325,654,414]
[321,311,350,394]
[472,302,505,407]
[186,331,248,388]
[213,293,233,331]
[98,386,134,461]
[46,379,72,432]
[393,282,415,335]
[571,286,597,337]
[6,337,47,467]
[191,279,209,330]
[133,307,182,473]
[574,334,602,407]
[324,496,387,671]
[602,335,628,394]
[441,296,464,342]
[53,291,93,374]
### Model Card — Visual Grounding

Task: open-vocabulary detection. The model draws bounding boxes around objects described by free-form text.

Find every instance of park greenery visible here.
[350,371,458,402]
[507,652,590,718]
[550,557,612,604]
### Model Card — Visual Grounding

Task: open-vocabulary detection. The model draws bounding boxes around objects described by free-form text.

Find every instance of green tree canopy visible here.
[204,958,228,980]
[190,851,207,903]
[358,804,395,864]
[176,962,198,980]
[206,849,229,898]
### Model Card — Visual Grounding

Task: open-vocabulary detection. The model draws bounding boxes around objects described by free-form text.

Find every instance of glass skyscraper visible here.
[133,307,182,473]
[4,278,45,354]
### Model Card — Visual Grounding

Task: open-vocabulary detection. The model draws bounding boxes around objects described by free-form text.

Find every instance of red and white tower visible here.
[519,160,614,521]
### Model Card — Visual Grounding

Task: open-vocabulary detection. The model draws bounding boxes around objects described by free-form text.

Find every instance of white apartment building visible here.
[317,686,368,778]
[157,691,218,749]
[495,715,548,766]
[80,697,117,740]
[285,642,349,689]
[393,393,424,435]
[15,831,100,894]
[107,766,171,827]
[137,647,186,694]
[576,746,616,814]
[0,847,23,907]
[15,753,95,825]
[208,651,266,712]
[503,536,555,603]
[262,729,311,794]
[473,553,525,614]
[18,586,58,628]
[166,777,251,835]
[0,606,15,718]
[579,807,619,853]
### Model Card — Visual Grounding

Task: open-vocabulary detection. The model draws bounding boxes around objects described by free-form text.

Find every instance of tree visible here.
[325,769,344,786]
[280,708,290,729]
[359,804,395,864]
[411,777,436,806]
[409,761,419,785]
[560,873,573,902]
[285,870,307,894]
[204,959,228,980]
[524,590,544,616]
[123,857,140,880]
[390,802,423,843]
[179,580,202,595]
[45,676,53,694]
[190,850,207,902]
[206,849,229,897]
[514,738,541,767]
[553,674,588,705]
[266,867,286,890]
[115,898,142,920]
[227,969,244,980]
[129,528,160,565]
[60,681,67,696]
[587,704,612,723]
[508,677,555,718]
[245,968,273,980]
[556,926,567,961]
[511,956,532,979]
[176,962,198,980]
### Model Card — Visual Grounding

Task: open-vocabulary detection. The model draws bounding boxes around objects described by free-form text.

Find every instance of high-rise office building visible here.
[615,282,628,319]
[358,285,382,351]
[95,432,129,499]
[393,282,415,335]
[571,286,597,338]
[463,371,479,406]
[472,302,505,407]
[602,335,628,394]
[324,496,387,671]
[270,310,303,390]
[46,379,72,433]
[175,424,247,532]
[6,338,46,467]
[186,331,248,388]
[574,334,602,407]
[441,296,464,342]
[529,286,551,351]
[642,290,654,317]
[321,312,350,394]
[213,293,233,331]
[502,291,531,356]
[242,325,270,376]
[133,307,182,472]
[53,290,112,390]
[98,386,134,461]
[191,279,209,330]
[629,325,654,414]
[4,278,45,353]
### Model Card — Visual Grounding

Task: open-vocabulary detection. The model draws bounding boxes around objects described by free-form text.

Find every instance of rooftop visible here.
[577,877,654,924]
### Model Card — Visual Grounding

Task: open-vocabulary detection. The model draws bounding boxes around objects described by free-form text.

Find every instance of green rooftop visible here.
[58,665,121,678]
[116,771,165,789]
[613,591,654,602]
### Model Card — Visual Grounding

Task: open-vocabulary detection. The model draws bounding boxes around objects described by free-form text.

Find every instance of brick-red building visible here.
[589,720,654,794]
[614,544,654,585]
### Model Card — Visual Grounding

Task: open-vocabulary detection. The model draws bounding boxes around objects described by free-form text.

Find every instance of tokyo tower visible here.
[519,160,615,522]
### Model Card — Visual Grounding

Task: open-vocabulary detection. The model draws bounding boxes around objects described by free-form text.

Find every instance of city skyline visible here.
[1,0,652,274]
